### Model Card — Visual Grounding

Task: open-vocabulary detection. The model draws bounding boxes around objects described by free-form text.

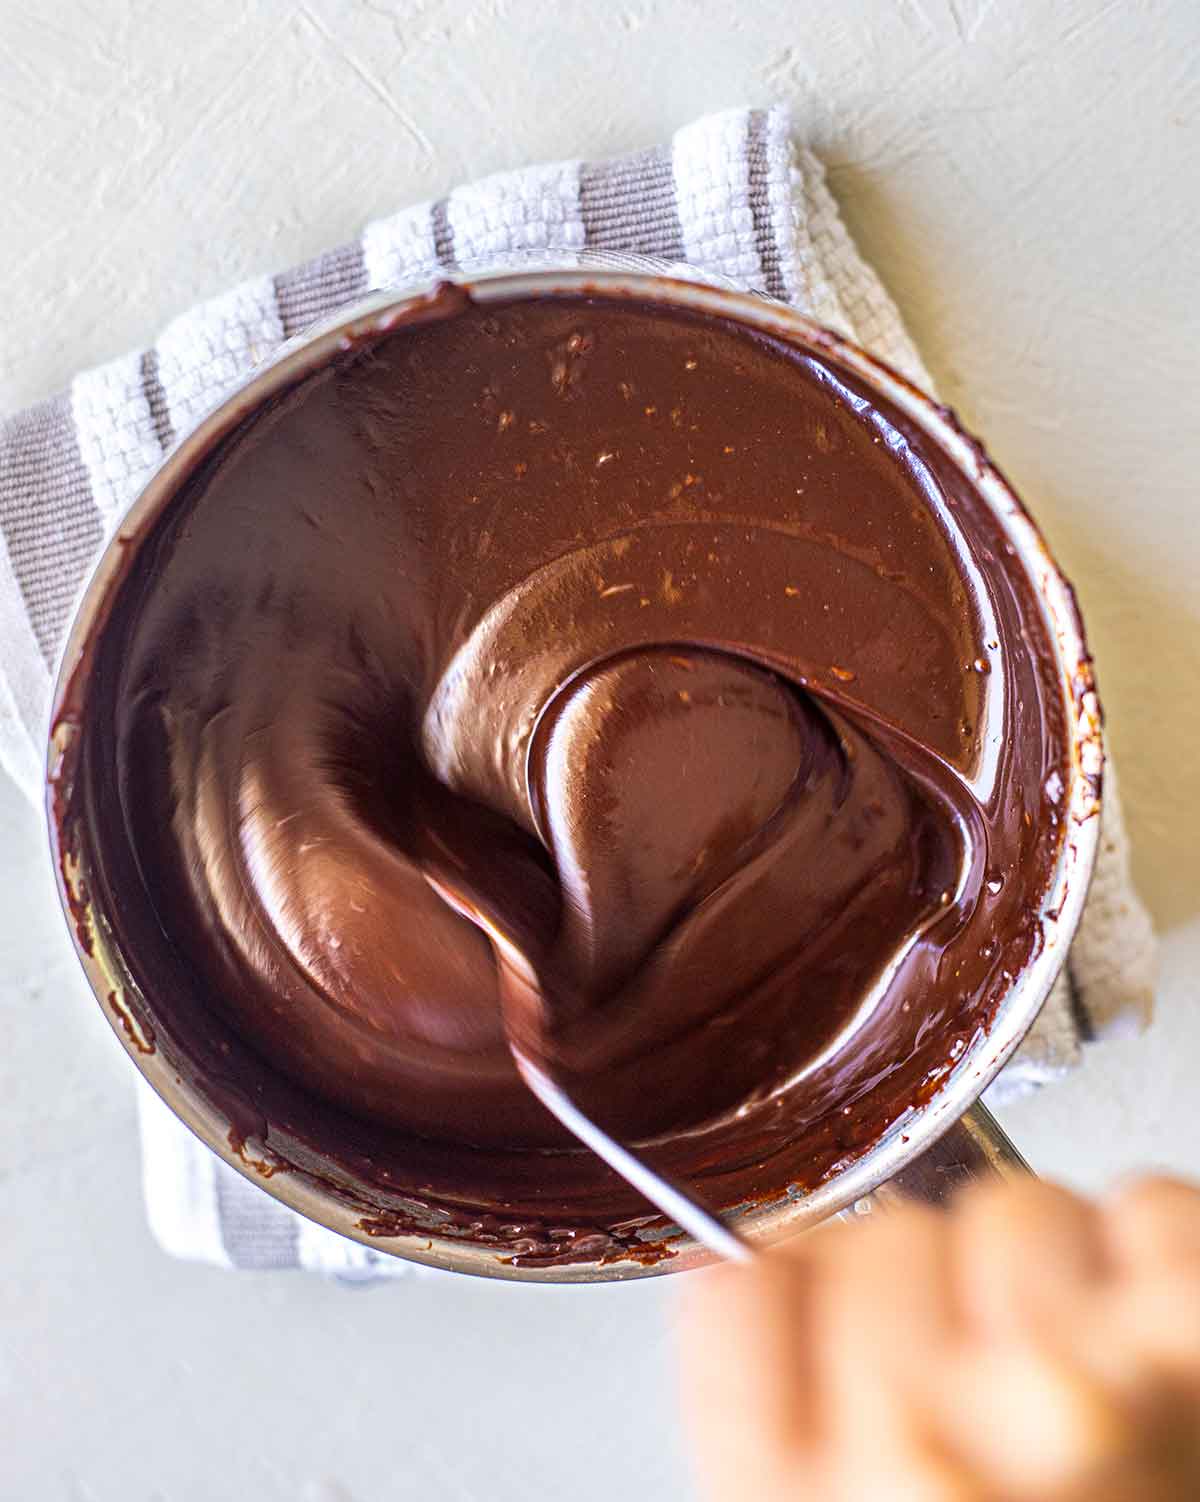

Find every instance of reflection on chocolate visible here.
[59,287,1069,1265]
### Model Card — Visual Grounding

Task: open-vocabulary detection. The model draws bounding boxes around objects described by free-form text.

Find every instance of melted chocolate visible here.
[57,287,1069,1263]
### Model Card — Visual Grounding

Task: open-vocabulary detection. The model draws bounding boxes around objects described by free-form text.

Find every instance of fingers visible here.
[675,1247,824,1499]
[1105,1176,1200,1275]
[951,1179,1110,1340]
[808,1208,986,1501]
[1104,1178,1200,1403]
[946,1340,1140,1496]
[1108,1273,1200,1398]
[675,1177,1200,1502]
[678,1218,985,1502]
[811,1208,955,1426]
[943,1181,1144,1491]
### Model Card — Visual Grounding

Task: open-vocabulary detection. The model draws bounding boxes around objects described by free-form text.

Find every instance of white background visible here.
[2,2,1198,1498]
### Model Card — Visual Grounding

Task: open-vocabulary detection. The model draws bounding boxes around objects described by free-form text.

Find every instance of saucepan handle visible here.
[869,1104,1031,1211]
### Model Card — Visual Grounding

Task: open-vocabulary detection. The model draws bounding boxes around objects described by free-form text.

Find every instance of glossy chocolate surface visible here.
[59,288,1069,1263]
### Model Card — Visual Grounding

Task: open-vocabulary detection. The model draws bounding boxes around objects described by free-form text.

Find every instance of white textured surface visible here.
[1,2,1198,1498]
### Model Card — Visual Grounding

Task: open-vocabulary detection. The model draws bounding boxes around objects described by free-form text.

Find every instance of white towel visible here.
[0,106,1156,1276]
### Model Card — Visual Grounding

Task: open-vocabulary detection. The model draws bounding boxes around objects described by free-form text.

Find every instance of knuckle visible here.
[1109,1176,1200,1268]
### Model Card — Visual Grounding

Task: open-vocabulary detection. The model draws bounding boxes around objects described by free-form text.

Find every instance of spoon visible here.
[420,860,755,1264]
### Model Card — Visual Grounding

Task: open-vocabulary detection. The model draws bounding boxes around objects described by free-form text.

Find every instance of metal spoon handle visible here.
[513,1050,755,1264]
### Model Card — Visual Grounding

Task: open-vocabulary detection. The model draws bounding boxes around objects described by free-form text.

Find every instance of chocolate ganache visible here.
[60,286,1070,1261]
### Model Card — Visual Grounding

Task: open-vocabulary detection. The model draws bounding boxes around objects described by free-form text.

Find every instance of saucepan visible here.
[45,256,1103,1280]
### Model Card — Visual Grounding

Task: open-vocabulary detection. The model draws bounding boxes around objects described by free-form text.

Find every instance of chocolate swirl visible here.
[67,287,1069,1245]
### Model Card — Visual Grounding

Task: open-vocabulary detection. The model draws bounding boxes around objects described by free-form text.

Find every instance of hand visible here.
[677,1178,1200,1501]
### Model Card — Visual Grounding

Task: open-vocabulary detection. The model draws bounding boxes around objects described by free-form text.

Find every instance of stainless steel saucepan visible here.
[46,260,1103,1280]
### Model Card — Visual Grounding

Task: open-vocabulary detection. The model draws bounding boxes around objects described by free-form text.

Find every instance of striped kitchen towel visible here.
[0,107,1156,1276]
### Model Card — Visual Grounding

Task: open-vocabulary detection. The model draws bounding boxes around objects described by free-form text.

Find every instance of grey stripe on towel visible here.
[430,199,457,270]
[580,144,686,261]
[140,349,175,454]
[0,395,101,664]
[215,1161,302,1270]
[274,240,369,341]
[746,108,788,302]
